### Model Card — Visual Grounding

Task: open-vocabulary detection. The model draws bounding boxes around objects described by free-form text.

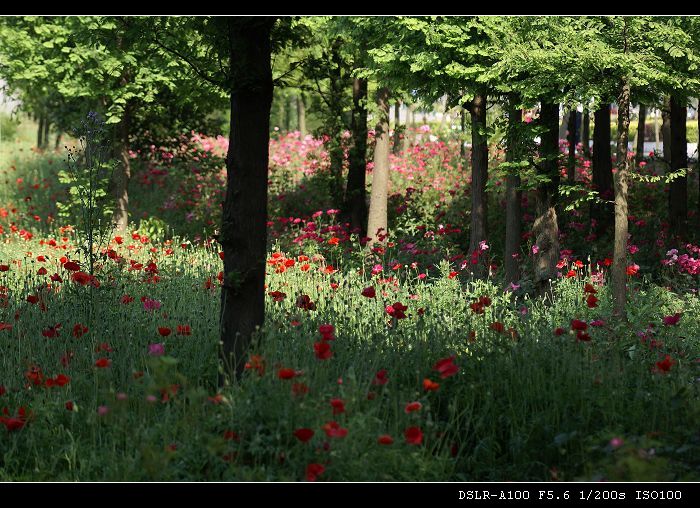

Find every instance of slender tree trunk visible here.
[582,109,590,157]
[37,114,44,149]
[661,96,671,174]
[504,104,522,288]
[591,104,614,235]
[533,101,560,298]
[219,18,275,385]
[344,77,368,236]
[366,86,391,245]
[566,110,577,181]
[467,94,488,277]
[112,104,132,231]
[43,117,50,149]
[669,95,688,239]
[612,78,631,319]
[635,104,646,167]
[392,101,401,155]
[296,93,306,136]
[54,133,62,151]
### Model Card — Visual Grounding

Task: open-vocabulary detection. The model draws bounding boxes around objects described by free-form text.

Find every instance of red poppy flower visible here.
[71,271,91,285]
[121,294,134,304]
[292,382,309,396]
[404,426,423,445]
[404,401,422,414]
[655,355,675,374]
[63,261,80,271]
[293,428,315,443]
[576,331,591,342]
[571,319,588,331]
[277,368,297,380]
[433,356,459,379]
[314,341,332,360]
[386,302,408,319]
[469,301,485,314]
[319,324,335,340]
[489,321,505,333]
[584,283,597,294]
[0,265,9,272]
[244,355,265,376]
[377,434,394,445]
[296,294,316,311]
[176,324,191,335]
[479,296,492,307]
[73,323,88,338]
[223,430,240,441]
[65,401,74,411]
[626,264,639,276]
[26,295,39,304]
[94,358,111,368]
[372,369,389,385]
[554,327,566,336]
[321,421,348,438]
[330,398,345,415]
[361,286,376,298]
[41,323,61,338]
[37,267,47,276]
[158,327,171,337]
[586,294,599,308]
[268,290,286,302]
[423,378,440,392]
[305,463,325,482]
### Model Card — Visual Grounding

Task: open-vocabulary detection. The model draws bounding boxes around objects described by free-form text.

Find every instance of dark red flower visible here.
[94,358,111,368]
[329,398,345,415]
[378,434,394,445]
[277,368,297,380]
[571,319,588,331]
[321,421,348,438]
[319,324,335,340]
[662,313,681,326]
[361,286,376,298]
[655,355,675,374]
[314,341,332,360]
[372,369,389,386]
[586,294,599,308]
[71,271,91,286]
[72,323,88,338]
[176,324,191,335]
[296,294,316,311]
[404,426,423,445]
[554,327,566,336]
[158,327,171,337]
[268,291,286,302]
[293,428,315,443]
[63,261,80,271]
[386,302,408,319]
[404,401,422,414]
[305,463,325,482]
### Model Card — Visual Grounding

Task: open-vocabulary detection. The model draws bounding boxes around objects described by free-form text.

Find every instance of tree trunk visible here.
[366,86,391,245]
[392,101,401,156]
[669,95,688,239]
[504,104,522,288]
[218,18,274,385]
[566,110,577,181]
[533,101,560,298]
[112,105,132,231]
[591,104,614,235]
[612,78,631,319]
[661,96,671,173]
[582,109,590,157]
[634,104,646,167]
[43,117,50,149]
[467,94,488,277]
[55,133,62,151]
[296,93,306,136]
[37,114,44,149]
[344,77,368,237]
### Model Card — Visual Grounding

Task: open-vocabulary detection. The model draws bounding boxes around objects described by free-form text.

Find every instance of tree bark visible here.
[634,103,646,167]
[344,77,368,236]
[591,104,614,235]
[54,133,62,151]
[296,93,306,136]
[504,104,522,288]
[582,109,590,157]
[661,96,671,174]
[366,86,391,245]
[467,94,488,277]
[219,18,274,384]
[566,110,577,181]
[533,101,560,298]
[37,114,44,149]
[612,78,631,319]
[392,101,401,155]
[668,95,687,239]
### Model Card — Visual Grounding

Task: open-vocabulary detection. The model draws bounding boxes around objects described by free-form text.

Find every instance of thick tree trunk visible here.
[634,104,646,167]
[661,96,671,173]
[37,114,44,149]
[296,93,306,136]
[392,101,401,155]
[533,101,560,298]
[366,86,391,245]
[669,95,688,239]
[612,78,631,319]
[591,104,614,235]
[112,105,132,231]
[504,104,522,288]
[582,109,590,157]
[219,18,274,384]
[566,110,577,181]
[467,94,488,277]
[344,77,368,237]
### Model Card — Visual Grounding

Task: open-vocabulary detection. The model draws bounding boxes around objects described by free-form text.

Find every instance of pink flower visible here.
[532,244,539,255]
[97,405,110,416]
[142,298,162,312]
[148,343,165,356]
